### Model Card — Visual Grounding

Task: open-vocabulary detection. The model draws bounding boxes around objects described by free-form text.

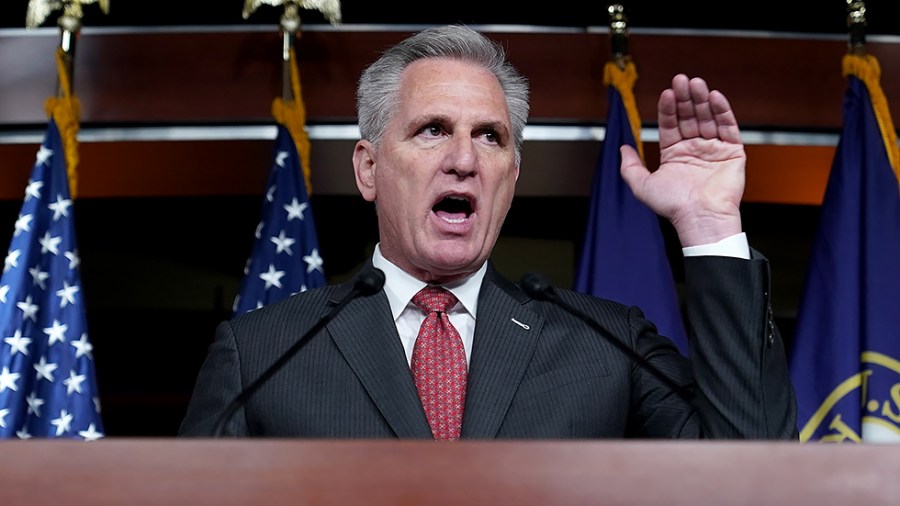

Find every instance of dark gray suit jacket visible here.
[179,253,798,439]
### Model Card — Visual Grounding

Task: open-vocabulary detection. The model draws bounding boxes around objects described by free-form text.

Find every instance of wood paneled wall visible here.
[2,26,899,204]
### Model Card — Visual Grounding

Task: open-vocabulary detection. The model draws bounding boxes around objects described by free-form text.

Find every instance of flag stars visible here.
[271,230,296,255]
[71,333,93,359]
[0,366,21,392]
[79,423,103,441]
[275,151,289,167]
[17,295,39,322]
[63,370,87,395]
[50,409,73,436]
[259,264,286,290]
[266,184,277,202]
[4,329,32,356]
[35,146,53,166]
[14,213,32,237]
[44,319,68,345]
[24,179,44,201]
[284,198,308,221]
[34,356,58,382]
[26,391,45,416]
[48,194,72,221]
[254,221,265,239]
[0,408,8,429]
[4,249,21,273]
[64,250,80,269]
[39,231,62,255]
[56,281,79,308]
[29,265,50,290]
[0,284,8,304]
[304,248,324,274]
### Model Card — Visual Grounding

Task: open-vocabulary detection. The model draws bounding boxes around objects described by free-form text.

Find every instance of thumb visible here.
[619,144,649,198]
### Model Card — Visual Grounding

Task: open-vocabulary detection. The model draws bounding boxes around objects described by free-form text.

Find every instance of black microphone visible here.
[520,271,710,433]
[210,267,386,437]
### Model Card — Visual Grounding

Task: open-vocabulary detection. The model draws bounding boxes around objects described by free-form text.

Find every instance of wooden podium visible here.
[1,439,897,505]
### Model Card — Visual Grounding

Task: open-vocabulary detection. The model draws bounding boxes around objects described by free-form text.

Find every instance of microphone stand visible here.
[210,268,385,437]
[520,272,711,435]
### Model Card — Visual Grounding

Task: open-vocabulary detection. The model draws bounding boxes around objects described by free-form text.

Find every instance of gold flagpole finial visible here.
[26,0,110,31]
[243,0,342,25]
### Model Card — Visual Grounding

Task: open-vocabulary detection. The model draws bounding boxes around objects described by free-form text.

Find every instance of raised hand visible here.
[620,74,746,247]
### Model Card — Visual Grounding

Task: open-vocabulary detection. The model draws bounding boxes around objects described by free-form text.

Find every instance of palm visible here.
[621,75,746,246]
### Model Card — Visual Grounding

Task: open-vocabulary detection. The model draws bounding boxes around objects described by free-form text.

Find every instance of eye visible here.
[419,123,445,138]
[477,128,502,146]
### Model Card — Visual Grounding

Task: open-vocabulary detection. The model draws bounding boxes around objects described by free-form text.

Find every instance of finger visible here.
[657,87,681,150]
[688,77,719,140]
[672,74,700,140]
[709,90,742,144]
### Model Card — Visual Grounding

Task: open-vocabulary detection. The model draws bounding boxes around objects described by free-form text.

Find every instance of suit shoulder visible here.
[230,282,344,327]
[551,287,633,313]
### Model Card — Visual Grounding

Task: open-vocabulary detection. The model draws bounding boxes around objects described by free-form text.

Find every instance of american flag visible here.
[0,119,104,440]
[233,125,326,315]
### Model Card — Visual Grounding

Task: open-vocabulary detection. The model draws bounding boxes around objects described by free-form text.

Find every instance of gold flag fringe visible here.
[843,53,900,184]
[603,60,644,162]
[43,47,80,199]
[271,46,313,195]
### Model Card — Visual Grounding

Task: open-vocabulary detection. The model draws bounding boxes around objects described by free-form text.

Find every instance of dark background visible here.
[2,1,898,35]
[0,1,891,436]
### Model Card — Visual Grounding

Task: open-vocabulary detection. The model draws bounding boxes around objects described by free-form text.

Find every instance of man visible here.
[179,25,798,439]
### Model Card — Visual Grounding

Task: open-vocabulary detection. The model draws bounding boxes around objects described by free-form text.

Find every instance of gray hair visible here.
[356,25,530,166]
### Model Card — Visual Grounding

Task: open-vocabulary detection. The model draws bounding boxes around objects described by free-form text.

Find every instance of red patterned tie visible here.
[411,286,467,440]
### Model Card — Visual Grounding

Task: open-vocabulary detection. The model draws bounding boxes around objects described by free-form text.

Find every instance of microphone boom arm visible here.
[210,268,385,437]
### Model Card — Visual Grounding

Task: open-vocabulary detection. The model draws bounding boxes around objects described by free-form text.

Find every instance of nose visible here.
[442,135,477,177]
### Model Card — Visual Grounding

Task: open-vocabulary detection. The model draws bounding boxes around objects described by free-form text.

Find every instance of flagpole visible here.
[846,0,867,55]
[56,7,81,97]
[608,4,629,71]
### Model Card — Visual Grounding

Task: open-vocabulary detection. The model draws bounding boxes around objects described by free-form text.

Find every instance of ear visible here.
[352,140,377,202]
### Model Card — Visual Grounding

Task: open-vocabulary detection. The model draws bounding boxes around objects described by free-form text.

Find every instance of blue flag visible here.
[0,119,104,440]
[791,54,900,443]
[233,125,326,315]
[574,63,688,355]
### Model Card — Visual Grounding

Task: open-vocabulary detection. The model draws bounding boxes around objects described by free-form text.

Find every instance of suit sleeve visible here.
[682,248,799,439]
[177,320,249,437]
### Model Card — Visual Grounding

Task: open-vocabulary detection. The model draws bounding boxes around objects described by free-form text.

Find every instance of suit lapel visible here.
[461,269,544,438]
[328,287,432,438]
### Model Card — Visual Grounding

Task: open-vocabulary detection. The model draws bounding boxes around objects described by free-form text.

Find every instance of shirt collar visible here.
[372,243,486,321]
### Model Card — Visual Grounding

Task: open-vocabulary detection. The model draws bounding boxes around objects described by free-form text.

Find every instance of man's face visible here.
[353,57,519,283]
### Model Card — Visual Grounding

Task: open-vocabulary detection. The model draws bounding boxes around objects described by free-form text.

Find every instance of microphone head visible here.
[520,271,554,300]
[356,267,386,295]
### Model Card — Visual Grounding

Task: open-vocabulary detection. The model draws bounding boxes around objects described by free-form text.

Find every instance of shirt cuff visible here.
[681,232,750,259]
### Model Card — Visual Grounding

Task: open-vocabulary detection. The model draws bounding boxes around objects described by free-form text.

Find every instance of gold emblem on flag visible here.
[800,351,900,443]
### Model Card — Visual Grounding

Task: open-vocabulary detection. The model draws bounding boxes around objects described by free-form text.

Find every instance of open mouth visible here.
[433,195,474,222]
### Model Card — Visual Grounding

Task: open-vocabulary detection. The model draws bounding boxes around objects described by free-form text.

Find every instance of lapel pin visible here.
[510,318,530,330]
